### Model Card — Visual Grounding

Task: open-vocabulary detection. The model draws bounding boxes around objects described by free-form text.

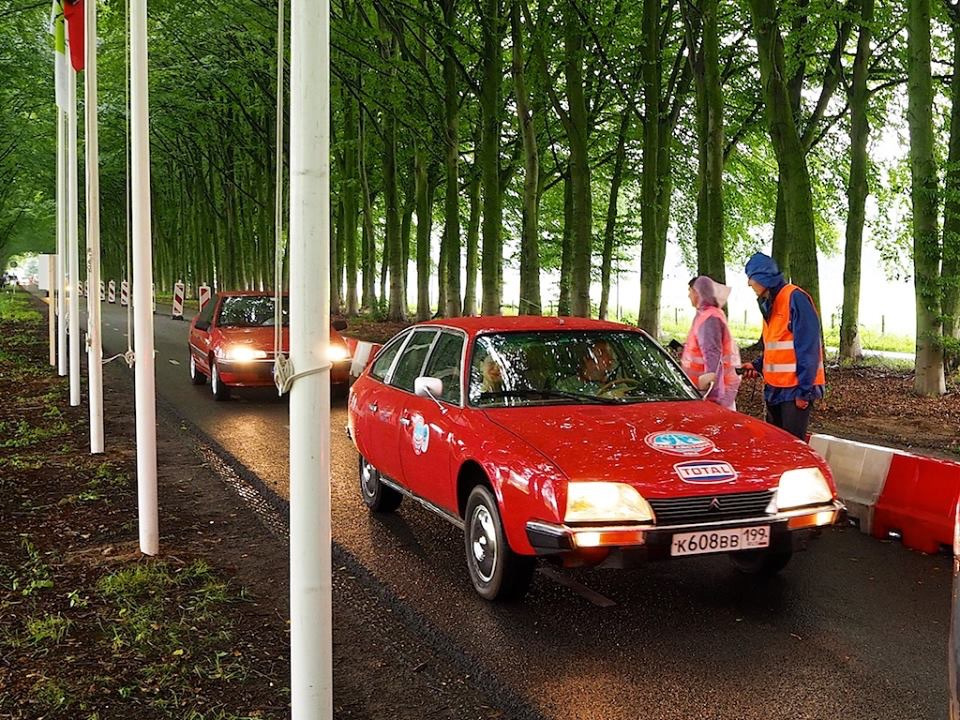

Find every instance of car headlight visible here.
[775,467,833,510]
[328,344,350,362]
[221,345,268,363]
[564,482,655,523]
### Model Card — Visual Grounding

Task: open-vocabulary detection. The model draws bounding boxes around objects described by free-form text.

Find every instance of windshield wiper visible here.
[477,388,620,405]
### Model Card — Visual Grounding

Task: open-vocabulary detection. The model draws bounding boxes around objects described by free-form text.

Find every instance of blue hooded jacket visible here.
[745,253,825,404]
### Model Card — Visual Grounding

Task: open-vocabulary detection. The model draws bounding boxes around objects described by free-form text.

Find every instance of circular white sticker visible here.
[412,416,429,455]
[644,431,716,457]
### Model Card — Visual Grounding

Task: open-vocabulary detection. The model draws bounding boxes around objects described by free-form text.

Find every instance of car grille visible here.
[649,490,775,526]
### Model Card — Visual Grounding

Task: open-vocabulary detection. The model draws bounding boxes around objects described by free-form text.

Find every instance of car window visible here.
[389,330,438,392]
[422,331,465,404]
[217,296,289,327]
[196,295,217,325]
[370,331,410,382]
[468,330,698,407]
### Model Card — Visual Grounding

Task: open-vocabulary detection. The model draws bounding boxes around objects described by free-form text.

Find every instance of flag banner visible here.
[63,0,84,72]
[51,0,67,109]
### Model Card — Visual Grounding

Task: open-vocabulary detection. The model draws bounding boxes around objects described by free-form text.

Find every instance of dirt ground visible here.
[0,292,516,719]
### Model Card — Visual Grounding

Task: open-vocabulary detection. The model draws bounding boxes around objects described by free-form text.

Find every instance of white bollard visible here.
[120,280,129,307]
[152,282,156,312]
[198,283,211,314]
[77,280,83,297]
[108,280,116,303]
[99,281,105,302]
[171,280,185,320]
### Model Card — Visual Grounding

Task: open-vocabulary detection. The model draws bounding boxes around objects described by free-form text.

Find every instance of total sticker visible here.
[674,460,737,484]
[645,431,716,457]
[412,416,430,455]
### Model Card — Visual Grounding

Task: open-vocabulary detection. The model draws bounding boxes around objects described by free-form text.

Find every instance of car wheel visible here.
[463,485,535,601]
[730,548,793,576]
[210,360,231,401]
[359,454,402,512]
[189,353,206,385]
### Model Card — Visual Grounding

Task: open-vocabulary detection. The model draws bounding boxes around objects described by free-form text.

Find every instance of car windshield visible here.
[218,296,289,327]
[468,330,698,407]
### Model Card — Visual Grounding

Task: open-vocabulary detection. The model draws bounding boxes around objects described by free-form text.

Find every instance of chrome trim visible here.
[527,500,842,537]
[378,475,464,530]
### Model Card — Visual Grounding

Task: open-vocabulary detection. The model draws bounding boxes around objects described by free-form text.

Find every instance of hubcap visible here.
[470,505,497,583]
[361,458,378,497]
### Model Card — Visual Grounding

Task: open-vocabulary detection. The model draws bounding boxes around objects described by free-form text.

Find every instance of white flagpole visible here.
[289,0,333,716]
[47,255,56,367]
[68,67,80,407]
[130,0,159,556]
[85,0,104,454]
[57,109,67,377]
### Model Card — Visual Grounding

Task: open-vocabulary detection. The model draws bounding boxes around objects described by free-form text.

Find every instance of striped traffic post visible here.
[171,280,185,320]
[198,283,211,314]
[120,280,129,307]
[99,281,105,301]
[77,280,83,297]
[107,280,116,303]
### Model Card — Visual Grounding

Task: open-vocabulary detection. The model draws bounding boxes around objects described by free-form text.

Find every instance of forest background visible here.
[1,0,959,395]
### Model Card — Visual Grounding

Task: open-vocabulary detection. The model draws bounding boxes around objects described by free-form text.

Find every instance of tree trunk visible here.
[344,71,360,315]
[747,0,820,309]
[463,171,481,315]
[511,0,541,315]
[401,179,414,296]
[479,0,503,315]
[378,18,405,322]
[839,0,873,362]
[564,3,592,317]
[331,198,343,314]
[907,0,946,395]
[600,112,629,320]
[941,1,960,369]
[702,0,724,282]
[359,114,377,312]
[415,144,433,321]
[771,182,791,278]
[638,0,662,334]
[442,0,462,317]
[558,170,573,316]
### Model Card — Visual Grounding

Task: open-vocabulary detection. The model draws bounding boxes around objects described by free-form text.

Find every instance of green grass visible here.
[0,289,43,324]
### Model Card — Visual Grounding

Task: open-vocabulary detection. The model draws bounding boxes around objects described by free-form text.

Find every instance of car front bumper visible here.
[525,501,844,568]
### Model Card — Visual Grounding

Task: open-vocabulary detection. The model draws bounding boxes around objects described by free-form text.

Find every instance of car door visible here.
[352,330,409,473]
[397,330,465,512]
[366,328,438,485]
[189,294,219,373]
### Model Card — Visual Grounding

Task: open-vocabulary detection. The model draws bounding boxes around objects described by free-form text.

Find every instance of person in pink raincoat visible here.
[681,276,742,411]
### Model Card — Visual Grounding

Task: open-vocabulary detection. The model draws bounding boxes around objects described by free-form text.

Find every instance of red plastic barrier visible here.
[343,336,359,355]
[872,453,960,554]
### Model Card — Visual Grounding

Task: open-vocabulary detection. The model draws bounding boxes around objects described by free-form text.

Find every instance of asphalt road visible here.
[93,299,951,720]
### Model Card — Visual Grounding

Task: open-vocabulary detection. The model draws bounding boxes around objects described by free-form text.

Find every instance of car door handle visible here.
[399,417,411,426]
[368,402,378,412]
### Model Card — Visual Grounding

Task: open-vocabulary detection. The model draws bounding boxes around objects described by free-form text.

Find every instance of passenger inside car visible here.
[478,356,504,393]
[556,339,622,394]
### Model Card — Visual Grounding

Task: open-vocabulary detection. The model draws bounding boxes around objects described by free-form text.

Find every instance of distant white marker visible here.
[168,359,180,365]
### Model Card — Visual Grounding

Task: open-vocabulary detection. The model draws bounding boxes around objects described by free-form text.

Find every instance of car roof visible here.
[416,315,644,336]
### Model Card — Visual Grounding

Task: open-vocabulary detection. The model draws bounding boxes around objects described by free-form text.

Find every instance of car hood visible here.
[214,326,348,352]
[482,401,830,498]
[216,326,289,351]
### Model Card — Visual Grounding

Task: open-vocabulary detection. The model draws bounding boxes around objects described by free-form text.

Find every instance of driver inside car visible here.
[557,339,626,396]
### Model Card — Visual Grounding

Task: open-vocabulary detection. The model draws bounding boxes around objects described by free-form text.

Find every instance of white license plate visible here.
[670,526,770,557]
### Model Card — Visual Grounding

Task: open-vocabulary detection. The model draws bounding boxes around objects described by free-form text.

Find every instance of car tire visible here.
[359,455,402,512]
[730,548,793,576]
[463,485,535,601]
[210,360,231,401]
[189,353,206,385]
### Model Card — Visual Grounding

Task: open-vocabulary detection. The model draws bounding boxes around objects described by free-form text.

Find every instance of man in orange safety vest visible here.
[740,252,826,440]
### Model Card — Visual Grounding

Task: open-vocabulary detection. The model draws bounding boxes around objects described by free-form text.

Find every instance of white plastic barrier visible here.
[77,280,83,297]
[810,433,895,534]
[349,341,378,378]
[99,281,105,301]
[120,280,129,307]
[107,280,116,303]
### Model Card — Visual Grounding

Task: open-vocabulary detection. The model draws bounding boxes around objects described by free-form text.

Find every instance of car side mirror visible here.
[414,376,443,400]
[332,319,348,331]
[195,320,210,331]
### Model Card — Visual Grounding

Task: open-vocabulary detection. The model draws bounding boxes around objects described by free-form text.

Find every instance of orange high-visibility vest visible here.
[761,284,826,388]
[682,306,741,392]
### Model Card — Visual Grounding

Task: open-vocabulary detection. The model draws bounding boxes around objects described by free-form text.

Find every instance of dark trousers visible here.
[766,399,814,440]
